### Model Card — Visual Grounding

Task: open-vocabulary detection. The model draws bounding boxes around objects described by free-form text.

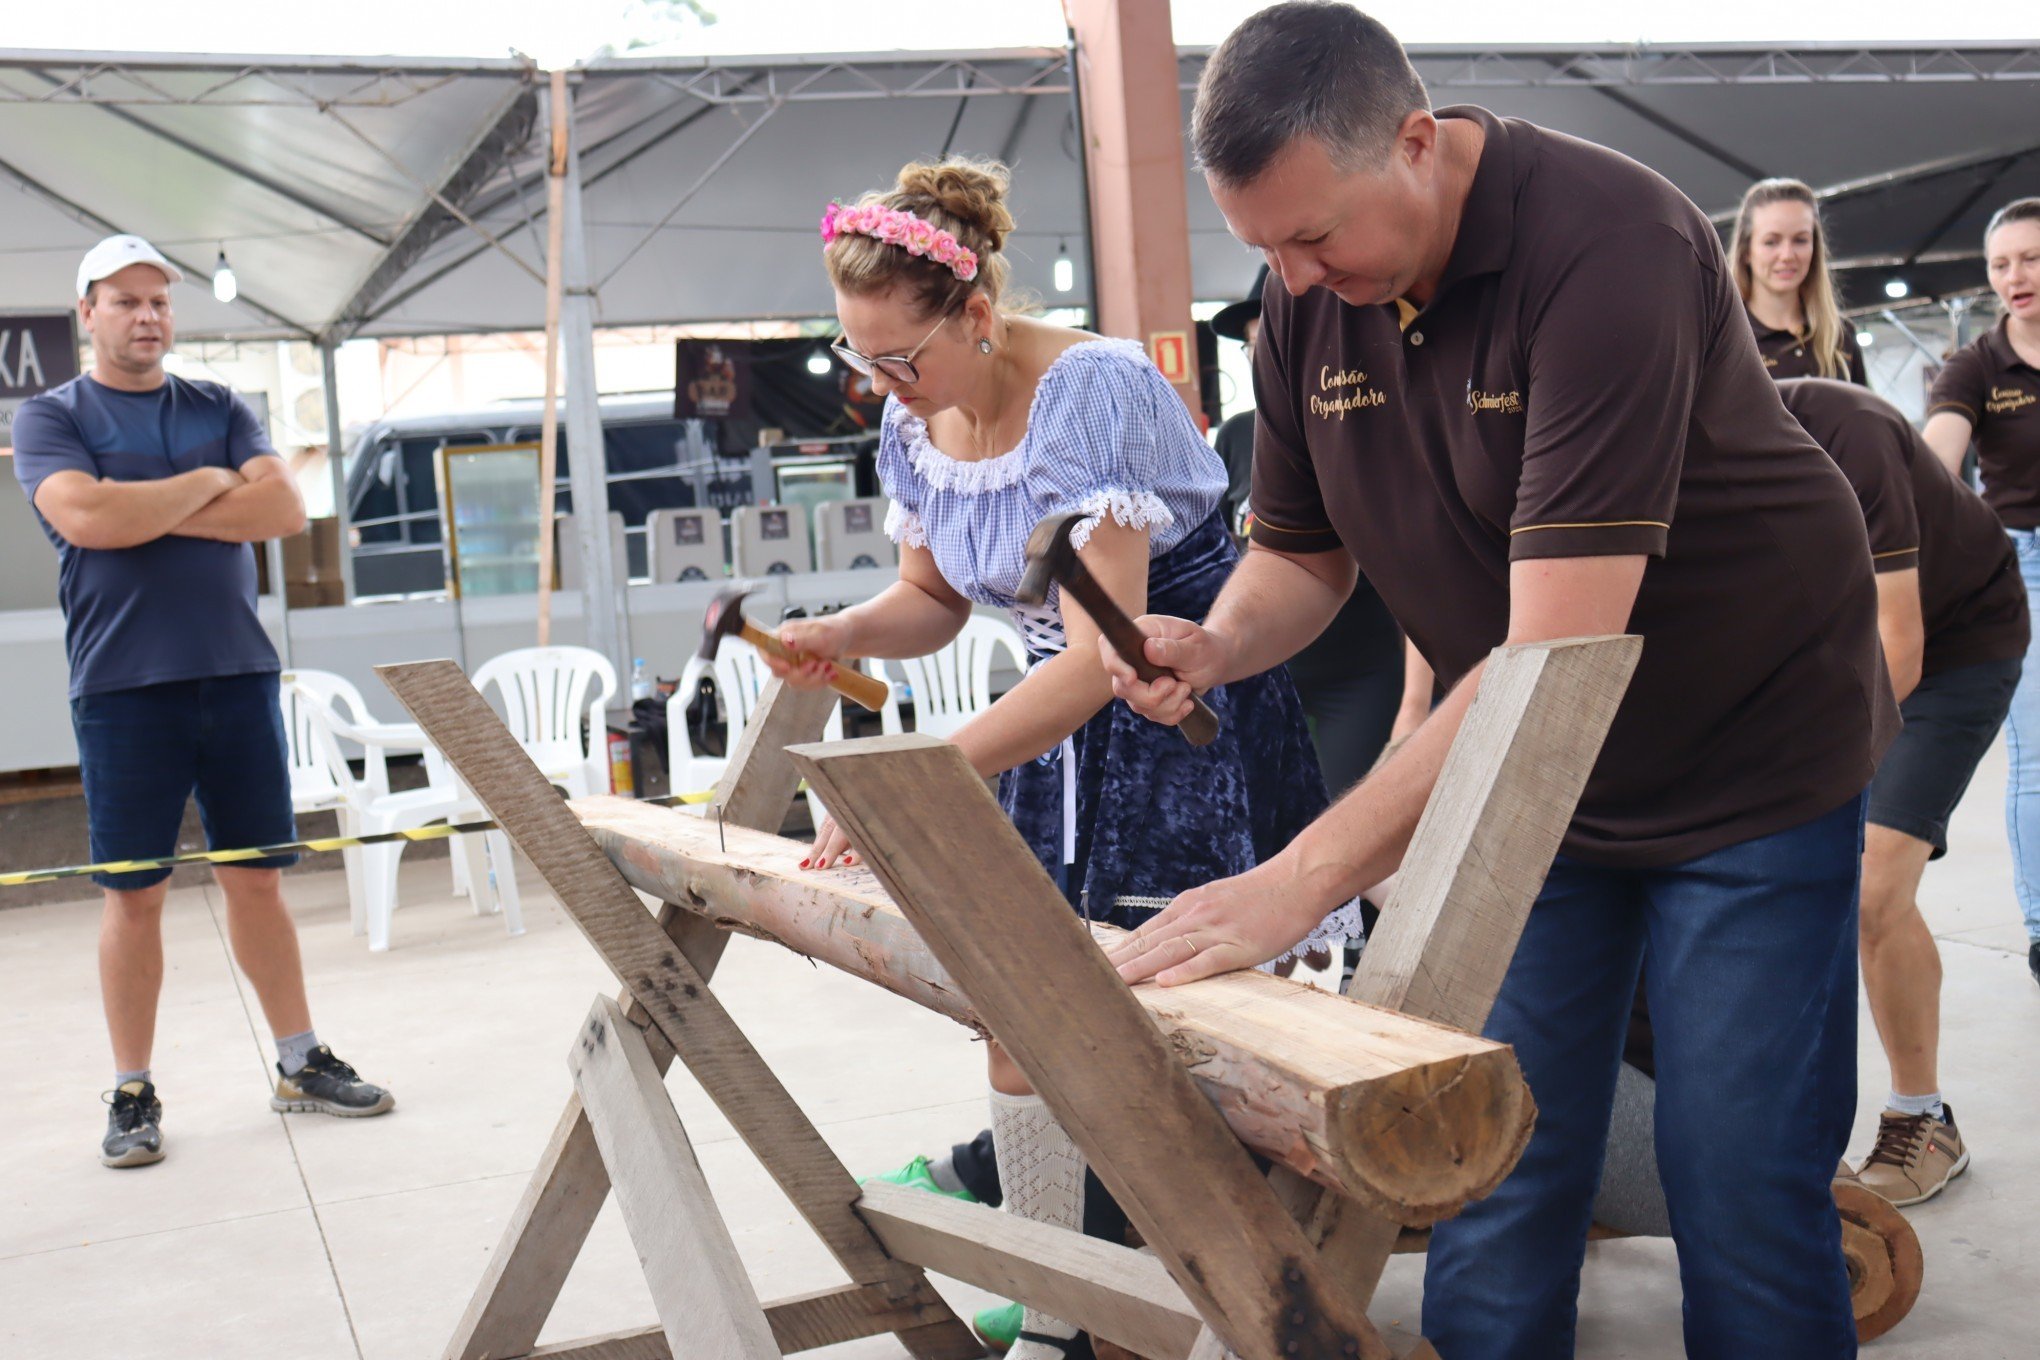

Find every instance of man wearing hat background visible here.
[1212,263,1406,800]
[13,235,393,1169]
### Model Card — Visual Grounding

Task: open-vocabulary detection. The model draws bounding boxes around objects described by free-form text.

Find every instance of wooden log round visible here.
[578,795,1535,1225]
[1835,1180,1923,1343]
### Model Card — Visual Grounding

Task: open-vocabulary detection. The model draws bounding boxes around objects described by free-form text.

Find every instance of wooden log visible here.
[576,793,1532,1226]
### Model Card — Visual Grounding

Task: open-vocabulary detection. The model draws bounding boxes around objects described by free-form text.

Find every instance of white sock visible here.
[276,1029,320,1077]
[1888,1090,1944,1122]
[989,1088,1083,1356]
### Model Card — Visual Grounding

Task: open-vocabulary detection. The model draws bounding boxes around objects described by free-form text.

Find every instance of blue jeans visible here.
[2004,528,2040,941]
[1424,795,1864,1360]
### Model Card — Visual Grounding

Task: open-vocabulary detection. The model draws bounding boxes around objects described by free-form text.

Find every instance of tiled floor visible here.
[4,741,2038,1358]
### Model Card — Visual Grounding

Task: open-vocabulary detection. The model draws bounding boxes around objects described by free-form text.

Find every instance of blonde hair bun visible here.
[896,158,1014,255]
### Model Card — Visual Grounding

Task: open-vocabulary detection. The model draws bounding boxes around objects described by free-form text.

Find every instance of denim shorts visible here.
[1867,655,2022,857]
[71,672,298,890]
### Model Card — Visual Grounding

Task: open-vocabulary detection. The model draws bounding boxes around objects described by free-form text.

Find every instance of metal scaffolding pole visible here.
[319,339,356,604]
[558,81,630,689]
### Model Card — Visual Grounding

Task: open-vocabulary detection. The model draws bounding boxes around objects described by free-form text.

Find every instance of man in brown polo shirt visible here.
[1779,377,2025,1209]
[1102,6,1895,1357]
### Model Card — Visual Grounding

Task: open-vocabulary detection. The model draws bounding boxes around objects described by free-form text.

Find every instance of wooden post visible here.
[1271,637,1642,1321]
[417,670,972,1360]
[569,995,779,1359]
[791,734,1391,1360]
[535,68,568,646]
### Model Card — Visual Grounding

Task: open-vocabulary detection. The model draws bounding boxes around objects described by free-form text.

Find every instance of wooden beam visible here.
[706,679,839,832]
[518,1281,956,1360]
[441,679,825,1360]
[857,1180,1203,1360]
[381,662,978,1360]
[793,734,1389,1360]
[577,794,1532,1224]
[1352,635,1644,1031]
[568,995,779,1359]
[1284,638,1642,1314]
[442,905,721,1360]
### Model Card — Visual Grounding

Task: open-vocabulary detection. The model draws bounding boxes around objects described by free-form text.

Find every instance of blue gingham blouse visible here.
[880,338,1225,641]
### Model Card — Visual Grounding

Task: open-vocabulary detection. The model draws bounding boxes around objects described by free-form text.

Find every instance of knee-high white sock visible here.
[990,1088,1084,1356]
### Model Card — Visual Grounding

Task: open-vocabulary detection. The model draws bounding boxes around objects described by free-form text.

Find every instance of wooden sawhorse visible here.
[383,634,1639,1359]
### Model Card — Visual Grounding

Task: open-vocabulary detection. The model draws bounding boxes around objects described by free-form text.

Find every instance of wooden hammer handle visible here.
[1061,570,1221,748]
[738,620,891,713]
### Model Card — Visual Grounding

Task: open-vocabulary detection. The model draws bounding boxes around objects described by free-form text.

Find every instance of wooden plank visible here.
[518,1281,956,1360]
[381,661,978,1360]
[1291,638,1642,1315]
[707,679,839,832]
[568,995,780,1359]
[577,793,1532,1224]
[442,684,819,1359]
[793,735,1390,1360]
[857,1180,1203,1360]
[441,905,721,1360]
[1350,636,1641,1030]
[527,1328,670,1360]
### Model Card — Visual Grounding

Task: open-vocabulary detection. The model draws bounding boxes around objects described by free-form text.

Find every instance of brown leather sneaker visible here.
[1856,1105,1969,1207]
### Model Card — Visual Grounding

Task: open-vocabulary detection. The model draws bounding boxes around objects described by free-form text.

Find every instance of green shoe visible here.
[972,1300,1022,1352]
[864,1154,977,1203]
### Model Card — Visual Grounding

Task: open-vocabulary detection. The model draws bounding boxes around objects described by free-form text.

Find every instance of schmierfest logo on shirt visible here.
[1466,383,1524,415]
[1312,364,1387,419]
[1987,385,2037,416]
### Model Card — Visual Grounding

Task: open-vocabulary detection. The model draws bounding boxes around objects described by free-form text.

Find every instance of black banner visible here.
[0,312,81,448]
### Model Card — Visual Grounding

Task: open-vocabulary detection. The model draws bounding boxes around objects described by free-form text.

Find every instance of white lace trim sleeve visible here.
[1260,896,1369,971]
[1067,488,1174,552]
[883,499,927,550]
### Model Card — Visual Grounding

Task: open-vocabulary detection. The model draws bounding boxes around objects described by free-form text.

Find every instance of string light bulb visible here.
[1053,240,1074,294]
[212,248,237,304]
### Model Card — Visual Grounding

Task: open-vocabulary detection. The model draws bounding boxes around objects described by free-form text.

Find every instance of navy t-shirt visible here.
[12,374,280,698]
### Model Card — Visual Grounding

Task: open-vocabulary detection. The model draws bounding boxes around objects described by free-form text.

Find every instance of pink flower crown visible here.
[821,201,979,282]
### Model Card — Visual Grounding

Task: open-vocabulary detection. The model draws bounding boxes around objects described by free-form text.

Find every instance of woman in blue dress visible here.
[767,157,1350,1359]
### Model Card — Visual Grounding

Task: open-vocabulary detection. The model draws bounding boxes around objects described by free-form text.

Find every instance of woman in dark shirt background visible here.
[1730,177,1868,384]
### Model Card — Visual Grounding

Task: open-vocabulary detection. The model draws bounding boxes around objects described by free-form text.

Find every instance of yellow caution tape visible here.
[0,787,723,887]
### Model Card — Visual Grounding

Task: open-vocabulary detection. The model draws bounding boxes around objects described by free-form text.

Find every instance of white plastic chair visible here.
[289,679,523,952]
[664,641,900,823]
[470,646,618,799]
[895,614,1028,740]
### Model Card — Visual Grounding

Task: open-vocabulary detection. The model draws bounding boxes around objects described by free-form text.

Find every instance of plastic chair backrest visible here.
[710,639,775,737]
[279,670,371,804]
[283,678,367,803]
[897,614,1027,740]
[471,646,618,766]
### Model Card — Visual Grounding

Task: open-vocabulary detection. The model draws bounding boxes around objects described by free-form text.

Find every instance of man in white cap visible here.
[12,235,393,1169]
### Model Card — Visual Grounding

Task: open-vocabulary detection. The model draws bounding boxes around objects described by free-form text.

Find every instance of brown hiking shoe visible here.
[1856,1105,1969,1207]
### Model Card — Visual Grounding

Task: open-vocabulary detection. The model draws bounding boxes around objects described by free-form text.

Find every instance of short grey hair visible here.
[1193,2,1430,188]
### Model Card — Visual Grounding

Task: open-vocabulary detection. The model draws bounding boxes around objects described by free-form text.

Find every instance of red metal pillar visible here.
[1065,0,1201,423]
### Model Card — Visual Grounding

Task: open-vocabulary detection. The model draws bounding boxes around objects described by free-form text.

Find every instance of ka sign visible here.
[0,313,82,450]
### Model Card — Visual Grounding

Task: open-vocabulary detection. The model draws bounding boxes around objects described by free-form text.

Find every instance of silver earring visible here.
[979,338,993,355]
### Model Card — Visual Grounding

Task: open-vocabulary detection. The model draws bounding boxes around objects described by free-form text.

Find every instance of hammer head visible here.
[698,586,754,662]
[1015,511,1085,605]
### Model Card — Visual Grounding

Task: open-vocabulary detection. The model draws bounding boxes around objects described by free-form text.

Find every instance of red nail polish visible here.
[799,858,810,868]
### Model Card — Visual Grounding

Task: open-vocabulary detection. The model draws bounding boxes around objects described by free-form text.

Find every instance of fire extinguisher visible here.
[608,730,634,796]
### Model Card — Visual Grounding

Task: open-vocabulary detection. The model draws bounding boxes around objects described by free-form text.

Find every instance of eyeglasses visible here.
[830,313,951,385]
